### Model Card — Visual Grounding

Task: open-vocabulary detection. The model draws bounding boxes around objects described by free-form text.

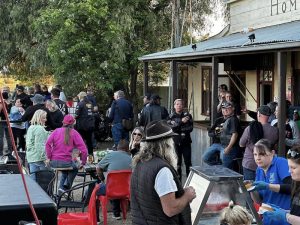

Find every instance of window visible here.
[202,67,211,115]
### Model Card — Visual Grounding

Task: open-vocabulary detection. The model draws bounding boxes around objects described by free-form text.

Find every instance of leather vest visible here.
[131,157,191,225]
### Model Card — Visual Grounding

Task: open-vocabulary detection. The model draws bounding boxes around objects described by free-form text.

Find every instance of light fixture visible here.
[248,33,255,43]
[192,44,197,51]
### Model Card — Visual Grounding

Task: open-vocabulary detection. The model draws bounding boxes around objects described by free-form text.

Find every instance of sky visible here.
[196,1,227,38]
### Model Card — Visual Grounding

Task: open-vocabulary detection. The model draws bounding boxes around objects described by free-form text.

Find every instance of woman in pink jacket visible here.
[46,114,87,194]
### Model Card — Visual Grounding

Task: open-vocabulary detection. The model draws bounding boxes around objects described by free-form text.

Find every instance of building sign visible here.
[271,0,297,16]
[227,0,300,33]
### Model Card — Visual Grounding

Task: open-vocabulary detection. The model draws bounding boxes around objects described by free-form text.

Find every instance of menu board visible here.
[185,172,211,225]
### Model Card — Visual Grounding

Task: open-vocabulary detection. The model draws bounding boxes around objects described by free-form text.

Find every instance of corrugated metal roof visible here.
[139,20,300,61]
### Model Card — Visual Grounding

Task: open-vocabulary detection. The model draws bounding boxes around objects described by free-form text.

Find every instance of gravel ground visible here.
[69,140,132,225]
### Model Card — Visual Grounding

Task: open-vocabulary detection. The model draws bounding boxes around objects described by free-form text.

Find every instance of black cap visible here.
[141,93,151,100]
[257,105,271,116]
[150,94,161,100]
[218,84,228,91]
[17,86,24,92]
[221,101,234,109]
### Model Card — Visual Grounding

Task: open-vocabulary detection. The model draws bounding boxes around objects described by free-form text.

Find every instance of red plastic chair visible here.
[57,184,99,225]
[99,169,132,225]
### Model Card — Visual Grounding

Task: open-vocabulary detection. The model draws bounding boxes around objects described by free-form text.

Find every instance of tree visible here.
[0,0,224,111]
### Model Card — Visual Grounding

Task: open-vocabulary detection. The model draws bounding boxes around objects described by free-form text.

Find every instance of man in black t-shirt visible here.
[51,88,68,115]
[203,101,240,169]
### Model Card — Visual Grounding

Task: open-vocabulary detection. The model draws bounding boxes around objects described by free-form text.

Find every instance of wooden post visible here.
[211,57,219,126]
[171,60,178,102]
[143,61,149,95]
[277,52,287,157]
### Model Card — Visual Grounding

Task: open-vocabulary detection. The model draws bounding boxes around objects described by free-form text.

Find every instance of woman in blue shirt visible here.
[250,139,291,225]
[263,145,300,224]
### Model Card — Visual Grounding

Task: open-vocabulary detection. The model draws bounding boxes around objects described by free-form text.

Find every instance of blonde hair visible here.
[129,127,144,150]
[220,201,253,225]
[31,109,47,126]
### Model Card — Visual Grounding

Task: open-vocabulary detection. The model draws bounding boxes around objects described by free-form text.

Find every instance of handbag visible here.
[122,118,134,131]
[115,101,133,131]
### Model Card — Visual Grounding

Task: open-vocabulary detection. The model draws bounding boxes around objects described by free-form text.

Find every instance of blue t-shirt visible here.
[255,156,291,225]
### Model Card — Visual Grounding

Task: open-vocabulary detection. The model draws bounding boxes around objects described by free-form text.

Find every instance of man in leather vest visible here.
[139,94,169,127]
[131,120,196,225]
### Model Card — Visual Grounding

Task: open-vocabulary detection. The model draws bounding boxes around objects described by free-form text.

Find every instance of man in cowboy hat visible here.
[131,120,196,225]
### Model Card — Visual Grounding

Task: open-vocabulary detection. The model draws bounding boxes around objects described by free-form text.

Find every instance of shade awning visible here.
[139,20,300,61]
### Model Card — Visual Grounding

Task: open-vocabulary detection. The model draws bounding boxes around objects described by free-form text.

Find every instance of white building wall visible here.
[226,0,300,33]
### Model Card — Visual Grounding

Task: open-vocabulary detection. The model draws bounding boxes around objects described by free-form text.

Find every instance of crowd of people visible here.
[201,83,300,225]
[1,82,300,225]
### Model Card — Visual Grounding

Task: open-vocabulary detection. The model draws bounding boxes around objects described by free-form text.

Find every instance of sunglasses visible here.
[133,133,142,137]
[287,149,300,159]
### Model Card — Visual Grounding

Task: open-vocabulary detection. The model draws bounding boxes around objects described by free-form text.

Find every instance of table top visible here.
[0,174,56,209]
[84,163,96,172]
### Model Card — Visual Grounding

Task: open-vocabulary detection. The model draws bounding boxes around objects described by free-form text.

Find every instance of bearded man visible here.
[131,120,196,225]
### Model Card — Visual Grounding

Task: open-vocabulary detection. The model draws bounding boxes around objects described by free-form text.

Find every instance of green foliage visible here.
[0,0,223,110]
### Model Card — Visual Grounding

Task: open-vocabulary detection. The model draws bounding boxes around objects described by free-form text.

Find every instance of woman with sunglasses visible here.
[129,127,144,157]
[263,146,300,224]
[250,139,291,225]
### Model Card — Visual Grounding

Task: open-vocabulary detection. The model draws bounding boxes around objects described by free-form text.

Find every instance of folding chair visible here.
[57,180,96,213]
[31,169,56,197]
[58,184,99,225]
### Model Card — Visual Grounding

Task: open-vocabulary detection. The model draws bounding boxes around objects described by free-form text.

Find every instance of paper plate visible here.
[247,186,255,192]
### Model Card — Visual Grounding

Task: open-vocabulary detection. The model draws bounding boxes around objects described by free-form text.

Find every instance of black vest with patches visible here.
[131,157,191,225]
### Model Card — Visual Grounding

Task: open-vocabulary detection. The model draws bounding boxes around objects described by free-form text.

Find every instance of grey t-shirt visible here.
[240,123,278,171]
[97,151,132,172]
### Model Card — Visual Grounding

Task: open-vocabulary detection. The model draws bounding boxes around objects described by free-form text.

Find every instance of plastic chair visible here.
[57,183,99,225]
[99,169,132,225]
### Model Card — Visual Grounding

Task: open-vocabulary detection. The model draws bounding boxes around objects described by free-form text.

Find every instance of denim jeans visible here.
[111,123,129,146]
[202,143,239,169]
[0,123,12,155]
[50,160,78,190]
[29,161,47,181]
[221,145,239,169]
[202,143,223,165]
[96,183,121,218]
[243,167,256,181]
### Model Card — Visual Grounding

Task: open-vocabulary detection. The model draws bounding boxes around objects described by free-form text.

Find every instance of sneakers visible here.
[112,215,121,220]
[57,188,65,195]
[58,188,67,196]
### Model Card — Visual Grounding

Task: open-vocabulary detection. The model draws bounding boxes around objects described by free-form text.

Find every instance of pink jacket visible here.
[46,127,88,165]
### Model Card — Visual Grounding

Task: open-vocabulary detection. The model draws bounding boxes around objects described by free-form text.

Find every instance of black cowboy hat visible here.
[142,120,177,142]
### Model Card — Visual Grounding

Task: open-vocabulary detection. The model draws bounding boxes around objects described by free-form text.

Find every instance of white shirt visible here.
[154,167,177,197]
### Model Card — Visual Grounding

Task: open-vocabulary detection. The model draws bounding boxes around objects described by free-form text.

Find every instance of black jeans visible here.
[175,143,192,181]
[12,127,26,151]
[78,129,93,155]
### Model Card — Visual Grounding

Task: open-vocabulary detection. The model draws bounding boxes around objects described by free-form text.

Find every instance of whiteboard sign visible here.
[184,172,211,225]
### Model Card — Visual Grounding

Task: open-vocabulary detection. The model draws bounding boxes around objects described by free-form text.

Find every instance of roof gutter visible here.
[139,41,300,62]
